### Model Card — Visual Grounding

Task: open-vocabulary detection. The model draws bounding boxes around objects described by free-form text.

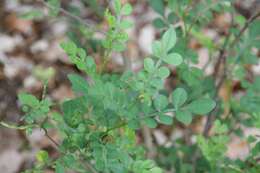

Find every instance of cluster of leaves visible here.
[2,0,259,173]
[148,0,260,173]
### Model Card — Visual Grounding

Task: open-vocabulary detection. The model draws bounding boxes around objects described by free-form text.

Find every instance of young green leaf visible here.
[154,94,168,110]
[60,41,77,57]
[113,42,126,52]
[144,58,155,72]
[19,10,44,20]
[150,167,163,173]
[213,120,228,134]
[148,0,164,16]
[121,3,133,15]
[162,27,177,52]
[144,118,158,128]
[120,20,134,29]
[153,18,166,29]
[159,114,173,125]
[171,88,187,109]
[163,53,183,66]
[175,110,192,125]
[128,119,140,129]
[36,150,49,163]
[55,162,65,173]
[61,97,87,127]
[68,74,88,94]
[114,0,121,15]
[157,67,170,79]
[152,41,162,58]
[18,93,40,107]
[187,98,216,115]
[47,0,60,17]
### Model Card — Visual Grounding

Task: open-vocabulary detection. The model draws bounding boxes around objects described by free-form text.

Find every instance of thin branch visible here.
[203,37,230,137]
[41,127,60,148]
[203,10,260,137]
[230,10,260,48]
[202,12,234,137]
[38,0,106,35]
[41,80,48,100]
[0,121,36,130]
[142,126,156,159]
[0,120,60,149]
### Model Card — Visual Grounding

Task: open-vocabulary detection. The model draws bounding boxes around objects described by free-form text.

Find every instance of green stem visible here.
[0,121,36,130]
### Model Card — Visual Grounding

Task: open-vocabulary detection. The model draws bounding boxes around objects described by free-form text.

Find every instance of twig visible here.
[142,126,156,159]
[41,127,60,148]
[38,0,105,34]
[41,80,48,100]
[0,121,36,130]
[202,11,235,137]
[230,10,260,48]
[202,26,232,137]
[203,10,260,137]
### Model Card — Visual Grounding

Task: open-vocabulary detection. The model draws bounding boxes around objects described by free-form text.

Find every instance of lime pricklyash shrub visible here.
[15,1,215,172]
[18,26,215,173]
[1,0,260,173]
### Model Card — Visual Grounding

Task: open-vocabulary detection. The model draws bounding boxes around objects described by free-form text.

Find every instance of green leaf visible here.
[121,3,133,15]
[167,12,177,23]
[114,0,121,15]
[55,162,65,173]
[175,110,192,125]
[85,56,96,74]
[144,118,157,128]
[113,42,126,52]
[153,18,166,29]
[61,97,87,127]
[128,119,140,129]
[152,41,162,58]
[213,120,228,134]
[163,53,183,66]
[249,20,260,48]
[190,29,215,50]
[144,58,155,73]
[197,134,229,165]
[40,99,52,113]
[33,66,55,81]
[68,74,88,94]
[171,88,187,109]
[162,27,177,52]
[18,93,39,107]
[148,0,164,16]
[154,94,168,110]
[60,41,77,57]
[159,114,173,125]
[150,167,163,173]
[249,20,260,38]
[157,67,170,79]
[187,98,216,115]
[19,10,44,20]
[120,20,134,29]
[47,0,60,17]
[36,150,49,163]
